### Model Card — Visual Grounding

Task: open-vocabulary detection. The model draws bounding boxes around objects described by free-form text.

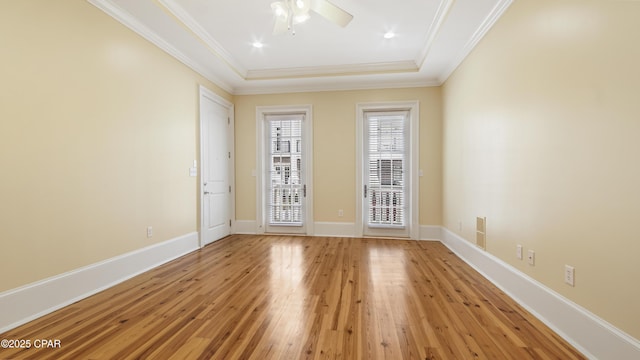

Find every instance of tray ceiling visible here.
[89,0,512,94]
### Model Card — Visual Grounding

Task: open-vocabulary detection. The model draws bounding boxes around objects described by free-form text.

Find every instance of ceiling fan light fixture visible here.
[293,0,311,13]
[291,0,311,20]
[271,0,353,35]
[271,2,288,19]
[293,13,310,24]
[383,31,395,39]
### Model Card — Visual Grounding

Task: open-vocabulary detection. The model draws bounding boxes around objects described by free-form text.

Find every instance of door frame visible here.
[355,101,419,239]
[199,85,235,248]
[256,105,314,235]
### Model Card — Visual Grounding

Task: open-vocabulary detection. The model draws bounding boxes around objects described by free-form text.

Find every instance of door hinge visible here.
[303,184,306,197]
[229,185,231,193]
[364,185,367,198]
[228,152,231,159]
[227,117,230,125]
[229,219,232,227]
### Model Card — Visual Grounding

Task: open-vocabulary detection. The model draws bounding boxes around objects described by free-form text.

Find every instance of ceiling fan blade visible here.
[310,0,353,27]
[273,17,289,35]
[271,1,290,34]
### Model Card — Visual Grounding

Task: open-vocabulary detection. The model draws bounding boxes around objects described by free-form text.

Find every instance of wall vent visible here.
[476,217,486,249]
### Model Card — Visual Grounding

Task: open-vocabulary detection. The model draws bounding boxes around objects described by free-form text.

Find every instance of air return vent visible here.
[476,217,486,250]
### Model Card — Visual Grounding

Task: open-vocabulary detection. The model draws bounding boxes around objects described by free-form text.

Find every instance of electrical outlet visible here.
[147,226,153,238]
[527,250,535,265]
[338,209,344,217]
[516,245,523,260]
[564,265,575,286]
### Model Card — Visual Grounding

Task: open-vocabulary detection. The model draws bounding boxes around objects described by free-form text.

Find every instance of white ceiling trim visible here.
[233,78,441,96]
[88,0,511,95]
[415,0,455,69]
[156,0,247,78]
[245,61,419,80]
[87,0,235,93]
[154,0,443,82]
[437,0,514,83]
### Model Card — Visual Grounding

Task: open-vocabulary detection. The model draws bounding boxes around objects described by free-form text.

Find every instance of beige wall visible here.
[234,87,442,226]
[0,0,230,292]
[9,0,635,344]
[442,0,640,339]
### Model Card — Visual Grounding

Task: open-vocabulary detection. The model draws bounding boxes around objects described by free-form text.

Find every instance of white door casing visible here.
[256,105,313,235]
[356,101,419,239]
[200,86,234,246]
[363,110,410,237]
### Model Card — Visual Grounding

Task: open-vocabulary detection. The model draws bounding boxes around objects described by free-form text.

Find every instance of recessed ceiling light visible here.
[252,41,264,48]
[383,31,395,39]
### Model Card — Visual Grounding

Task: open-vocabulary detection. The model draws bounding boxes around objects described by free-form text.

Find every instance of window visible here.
[365,111,409,228]
[357,101,418,239]
[267,116,303,225]
[257,105,313,235]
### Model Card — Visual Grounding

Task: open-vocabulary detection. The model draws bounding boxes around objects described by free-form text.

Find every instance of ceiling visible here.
[88,0,512,95]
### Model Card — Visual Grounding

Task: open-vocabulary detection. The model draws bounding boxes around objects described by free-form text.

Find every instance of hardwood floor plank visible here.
[0,235,585,359]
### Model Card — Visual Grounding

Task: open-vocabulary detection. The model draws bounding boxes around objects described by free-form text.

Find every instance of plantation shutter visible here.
[365,111,409,227]
[266,114,304,226]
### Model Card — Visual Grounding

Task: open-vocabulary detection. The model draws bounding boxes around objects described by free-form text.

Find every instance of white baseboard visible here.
[419,225,442,241]
[235,220,358,238]
[9,225,636,358]
[313,223,442,240]
[235,221,440,241]
[233,220,257,234]
[313,222,357,237]
[440,227,640,360]
[234,220,358,238]
[0,232,199,334]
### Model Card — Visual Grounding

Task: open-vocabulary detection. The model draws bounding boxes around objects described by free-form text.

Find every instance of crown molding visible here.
[89,0,511,95]
[87,0,234,93]
[245,61,419,80]
[437,0,514,84]
[416,0,455,69]
[233,78,440,96]
[156,0,423,83]
[155,0,247,78]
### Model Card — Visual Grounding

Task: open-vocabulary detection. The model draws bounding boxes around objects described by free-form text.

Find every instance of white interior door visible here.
[201,89,231,246]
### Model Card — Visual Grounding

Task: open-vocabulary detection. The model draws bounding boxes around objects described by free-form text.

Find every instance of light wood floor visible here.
[1,235,584,359]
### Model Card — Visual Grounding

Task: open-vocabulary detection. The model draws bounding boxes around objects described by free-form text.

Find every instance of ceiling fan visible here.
[271,0,353,35]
